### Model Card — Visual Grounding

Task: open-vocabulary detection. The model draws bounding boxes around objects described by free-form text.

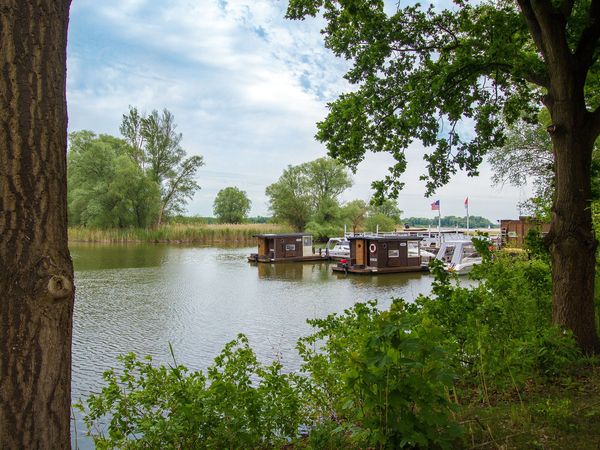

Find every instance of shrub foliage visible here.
[78,249,584,448]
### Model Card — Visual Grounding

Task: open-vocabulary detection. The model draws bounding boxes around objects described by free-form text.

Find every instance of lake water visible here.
[70,243,440,447]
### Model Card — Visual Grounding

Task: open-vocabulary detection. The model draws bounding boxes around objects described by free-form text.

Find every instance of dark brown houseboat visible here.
[332,235,428,274]
[248,233,325,263]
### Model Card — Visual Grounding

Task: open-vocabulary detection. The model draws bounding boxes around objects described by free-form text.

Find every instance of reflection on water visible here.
[71,244,439,448]
[70,243,169,270]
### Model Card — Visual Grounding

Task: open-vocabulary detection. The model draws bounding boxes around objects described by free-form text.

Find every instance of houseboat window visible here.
[303,236,312,246]
[388,249,400,258]
[285,244,296,251]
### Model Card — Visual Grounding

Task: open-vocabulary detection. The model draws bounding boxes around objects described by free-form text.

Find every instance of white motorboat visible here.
[323,237,351,260]
[435,239,483,275]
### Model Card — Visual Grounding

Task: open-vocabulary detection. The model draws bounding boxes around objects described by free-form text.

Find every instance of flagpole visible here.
[466,199,470,235]
[438,203,441,247]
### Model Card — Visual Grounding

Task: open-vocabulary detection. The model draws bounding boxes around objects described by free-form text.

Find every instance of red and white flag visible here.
[431,200,440,211]
[464,197,469,209]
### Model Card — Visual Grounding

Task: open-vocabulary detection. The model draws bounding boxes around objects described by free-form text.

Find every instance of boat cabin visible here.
[332,235,427,274]
[248,233,323,263]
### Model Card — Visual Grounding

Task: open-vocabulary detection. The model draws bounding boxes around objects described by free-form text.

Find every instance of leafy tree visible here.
[266,164,313,231]
[341,199,369,233]
[213,186,252,224]
[0,1,73,447]
[364,212,397,232]
[287,0,600,352]
[266,158,352,231]
[489,120,554,218]
[368,198,403,224]
[489,119,600,219]
[120,107,205,226]
[68,131,161,228]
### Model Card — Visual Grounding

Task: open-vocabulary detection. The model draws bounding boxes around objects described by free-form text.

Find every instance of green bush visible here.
[297,301,462,449]
[77,336,304,449]
[417,255,579,395]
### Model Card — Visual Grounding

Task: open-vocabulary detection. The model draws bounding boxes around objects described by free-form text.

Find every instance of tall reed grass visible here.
[68,223,293,244]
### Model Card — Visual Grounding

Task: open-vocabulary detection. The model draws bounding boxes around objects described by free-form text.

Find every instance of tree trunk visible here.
[156,203,165,227]
[0,1,74,448]
[548,103,600,354]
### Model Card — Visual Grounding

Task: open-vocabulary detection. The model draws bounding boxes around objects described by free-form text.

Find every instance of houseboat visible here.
[248,233,325,263]
[332,235,428,274]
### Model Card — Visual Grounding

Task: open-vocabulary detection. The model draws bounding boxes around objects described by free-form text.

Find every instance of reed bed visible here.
[68,223,293,244]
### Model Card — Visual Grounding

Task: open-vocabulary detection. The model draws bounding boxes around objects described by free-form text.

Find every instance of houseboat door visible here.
[398,242,408,266]
[355,239,365,266]
[258,238,268,257]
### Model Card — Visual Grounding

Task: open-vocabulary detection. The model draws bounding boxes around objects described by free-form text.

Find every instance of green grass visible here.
[460,363,600,449]
[68,223,293,244]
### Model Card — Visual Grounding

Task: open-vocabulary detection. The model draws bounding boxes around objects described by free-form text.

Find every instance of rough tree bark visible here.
[524,0,600,354]
[0,1,74,448]
[547,100,600,353]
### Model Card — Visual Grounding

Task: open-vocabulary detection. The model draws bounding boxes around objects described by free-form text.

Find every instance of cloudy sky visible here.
[67,0,527,222]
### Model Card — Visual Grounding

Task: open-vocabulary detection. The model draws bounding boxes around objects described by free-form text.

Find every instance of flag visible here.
[431,200,440,211]
[464,197,469,209]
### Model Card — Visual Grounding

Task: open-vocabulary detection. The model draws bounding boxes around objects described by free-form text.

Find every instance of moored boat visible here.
[322,237,351,260]
[434,239,482,274]
[248,233,326,263]
[332,235,429,274]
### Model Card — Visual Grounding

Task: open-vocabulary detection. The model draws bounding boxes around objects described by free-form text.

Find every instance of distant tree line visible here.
[404,216,496,228]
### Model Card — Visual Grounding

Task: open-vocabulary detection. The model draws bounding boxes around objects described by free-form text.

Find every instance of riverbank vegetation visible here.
[77,240,600,448]
[68,223,292,244]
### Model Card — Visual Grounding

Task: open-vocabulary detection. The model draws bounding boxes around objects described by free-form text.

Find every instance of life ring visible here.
[369,243,377,253]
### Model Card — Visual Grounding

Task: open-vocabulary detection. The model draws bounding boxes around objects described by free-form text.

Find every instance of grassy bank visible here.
[68,223,293,244]
[461,365,600,449]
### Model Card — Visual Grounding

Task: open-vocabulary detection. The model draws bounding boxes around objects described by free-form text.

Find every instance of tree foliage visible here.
[341,199,368,233]
[68,131,160,228]
[121,106,204,225]
[489,119,600,219]
[287,0,600,351]
[213,186,252,224]
[286,0,598,199]
[266,157,352,231]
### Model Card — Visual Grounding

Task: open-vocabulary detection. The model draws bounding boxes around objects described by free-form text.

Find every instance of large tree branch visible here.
[574,0,600,73]
[516,0,546,57]
[520,67,550,88]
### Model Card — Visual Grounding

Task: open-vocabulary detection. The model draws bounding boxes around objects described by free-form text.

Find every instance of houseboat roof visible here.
[253,233,311,238]
[347,235,424,242]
